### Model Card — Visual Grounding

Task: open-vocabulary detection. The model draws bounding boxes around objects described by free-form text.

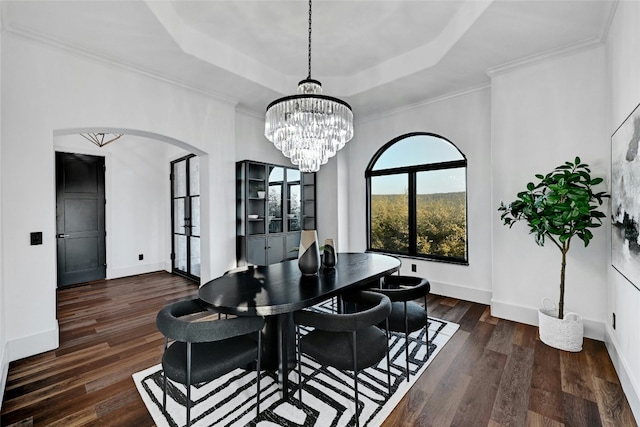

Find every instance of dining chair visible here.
[156,299,264,427]
[369,275,431,381]
[294,290,392,427]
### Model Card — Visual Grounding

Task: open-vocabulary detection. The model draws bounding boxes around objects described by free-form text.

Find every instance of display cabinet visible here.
[236,160,316,266]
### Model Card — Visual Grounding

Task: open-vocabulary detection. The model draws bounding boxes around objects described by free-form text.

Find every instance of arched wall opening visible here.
[53,127,208,284]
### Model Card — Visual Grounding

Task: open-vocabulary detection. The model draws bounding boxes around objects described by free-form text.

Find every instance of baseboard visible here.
[7,324,59,362]
[107,262,167,280]
[490,298,605,341]
[605,325,640,421]
[429,280,492,305]
[163,261,172,273]
[0,343,8,412]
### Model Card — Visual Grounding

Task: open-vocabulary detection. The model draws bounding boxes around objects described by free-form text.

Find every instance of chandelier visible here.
[80,132,123,147]
[264,0,353,173]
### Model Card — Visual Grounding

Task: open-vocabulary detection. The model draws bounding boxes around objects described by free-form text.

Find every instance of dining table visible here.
[198,252,401,400]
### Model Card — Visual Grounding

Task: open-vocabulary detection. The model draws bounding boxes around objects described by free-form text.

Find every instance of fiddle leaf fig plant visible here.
[498,157,608,319]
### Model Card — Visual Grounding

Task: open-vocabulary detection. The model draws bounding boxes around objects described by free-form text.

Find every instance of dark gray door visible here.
[56,152,106,287]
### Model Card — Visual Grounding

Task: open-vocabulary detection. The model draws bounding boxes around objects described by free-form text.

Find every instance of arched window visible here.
[366,132,468,264]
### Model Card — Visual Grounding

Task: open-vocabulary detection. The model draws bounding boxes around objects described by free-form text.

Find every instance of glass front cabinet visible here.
[236,160,316,266]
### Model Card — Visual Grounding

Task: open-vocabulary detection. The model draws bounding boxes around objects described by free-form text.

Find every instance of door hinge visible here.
[170,173,174,181]
[170,253,175,260]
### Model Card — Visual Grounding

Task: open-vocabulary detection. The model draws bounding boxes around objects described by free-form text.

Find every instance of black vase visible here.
[323,238,336,268]
[298,230,320,275]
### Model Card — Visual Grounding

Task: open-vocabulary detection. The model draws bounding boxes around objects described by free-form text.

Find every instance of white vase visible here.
[538,298,583,352]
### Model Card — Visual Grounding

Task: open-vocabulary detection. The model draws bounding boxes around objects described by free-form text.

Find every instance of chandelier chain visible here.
[307,0,312,79]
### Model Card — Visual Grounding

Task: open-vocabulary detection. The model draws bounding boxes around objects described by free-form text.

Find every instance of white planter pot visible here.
[538,298,583,352]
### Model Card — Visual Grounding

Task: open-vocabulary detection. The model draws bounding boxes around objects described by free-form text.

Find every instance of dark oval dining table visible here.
[198,252,401,399]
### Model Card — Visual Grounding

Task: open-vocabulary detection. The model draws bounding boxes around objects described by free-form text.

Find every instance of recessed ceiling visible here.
[1,0,615,118]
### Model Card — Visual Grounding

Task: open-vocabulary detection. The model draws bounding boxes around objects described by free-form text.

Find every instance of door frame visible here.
[170,154,201,282]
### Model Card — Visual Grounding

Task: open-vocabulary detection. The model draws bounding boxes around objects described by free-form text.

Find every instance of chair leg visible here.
[404,301,410,382]
[186,343,192,427]
[162,338,168,415]
[352,331,360,427]
[256,330,262,417]
[424,295,431,360]
[385,318,391,396]
[297,325,303,406]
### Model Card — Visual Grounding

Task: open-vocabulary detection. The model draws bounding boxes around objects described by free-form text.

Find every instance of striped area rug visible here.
[133,302,459,427]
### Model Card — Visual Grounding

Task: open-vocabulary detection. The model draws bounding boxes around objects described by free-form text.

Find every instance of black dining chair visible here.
[294,290,392,427]
[369,275,431,382]
[156,299,264,427]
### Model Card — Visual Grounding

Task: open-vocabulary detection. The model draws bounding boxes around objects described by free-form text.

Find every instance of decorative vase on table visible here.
[323,238,336,268]
[298,230,320,275]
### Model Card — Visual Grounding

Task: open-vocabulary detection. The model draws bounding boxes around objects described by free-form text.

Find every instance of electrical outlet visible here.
[411,264,417,272]
[139,254,144,261]
[612,312,616,330]
[30,232,43,245]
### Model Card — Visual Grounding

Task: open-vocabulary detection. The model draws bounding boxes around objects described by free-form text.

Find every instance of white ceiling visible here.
[1,0,616,118]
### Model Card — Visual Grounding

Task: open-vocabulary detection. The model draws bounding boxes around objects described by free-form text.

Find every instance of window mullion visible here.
[408,172,417,255]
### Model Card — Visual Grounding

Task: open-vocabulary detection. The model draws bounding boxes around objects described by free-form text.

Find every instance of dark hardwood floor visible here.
[1,272,637,426]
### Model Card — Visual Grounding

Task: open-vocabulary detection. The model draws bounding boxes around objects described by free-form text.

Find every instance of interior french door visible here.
[171,155,200,280]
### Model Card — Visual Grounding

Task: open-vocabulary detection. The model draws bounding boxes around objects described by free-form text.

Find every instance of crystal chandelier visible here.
[264,0,353,173]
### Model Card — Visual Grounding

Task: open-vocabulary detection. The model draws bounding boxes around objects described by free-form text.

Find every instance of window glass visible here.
[189,156,200,196]
[370,175,409,253]
[416,168,466,259]
[174,161,186,197]
[372,134,464,170]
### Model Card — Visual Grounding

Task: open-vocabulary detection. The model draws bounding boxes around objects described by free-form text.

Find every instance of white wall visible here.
[54,134,186,279]
[490,46,609,340]
[343,88,493,304]
[235,110,290,167]
[605,0,640,418]
[0,9,7,410]
[1,32,237,362]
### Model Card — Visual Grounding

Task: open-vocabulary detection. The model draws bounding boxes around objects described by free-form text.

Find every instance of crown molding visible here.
[358,84,491,125]
[598,0,619,44]
[486,37,603,78]
[235,106,265,120]
[2,23,240,107]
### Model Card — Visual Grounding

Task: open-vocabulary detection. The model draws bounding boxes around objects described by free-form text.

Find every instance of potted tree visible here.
[498,157,608,352]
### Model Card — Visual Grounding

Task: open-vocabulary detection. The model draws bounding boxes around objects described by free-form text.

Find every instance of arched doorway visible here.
[53,128,207,285]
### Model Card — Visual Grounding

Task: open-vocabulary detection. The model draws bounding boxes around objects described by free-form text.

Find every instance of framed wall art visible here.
[611,101,640,291]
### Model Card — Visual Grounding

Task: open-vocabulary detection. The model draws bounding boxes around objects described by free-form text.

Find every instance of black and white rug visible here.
[133,302,458,427]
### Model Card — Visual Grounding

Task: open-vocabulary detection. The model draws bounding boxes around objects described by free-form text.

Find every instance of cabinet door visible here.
[285,232,301,260]
[267,235,285,265]
[268,166,284,233]
[286,168,302,232]
[247,236,267,265]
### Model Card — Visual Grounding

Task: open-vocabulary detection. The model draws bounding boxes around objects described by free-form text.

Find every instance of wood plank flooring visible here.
[1,271,637,426]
